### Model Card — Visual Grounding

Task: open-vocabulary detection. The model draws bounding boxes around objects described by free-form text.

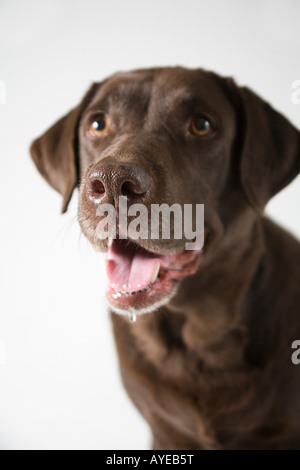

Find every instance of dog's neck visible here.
[127,212,265,373]
[172,209,264,313]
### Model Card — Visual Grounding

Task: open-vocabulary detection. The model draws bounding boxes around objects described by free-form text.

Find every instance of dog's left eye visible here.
[88,115,109,136]
[189,116,213,136]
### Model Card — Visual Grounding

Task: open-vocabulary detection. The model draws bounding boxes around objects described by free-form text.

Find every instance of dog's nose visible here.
[87,161,151,203]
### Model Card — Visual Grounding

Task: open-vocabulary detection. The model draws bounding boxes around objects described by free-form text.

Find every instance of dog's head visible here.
[31,67,300,317]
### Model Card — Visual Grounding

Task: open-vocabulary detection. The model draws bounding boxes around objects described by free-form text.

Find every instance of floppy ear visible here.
[239,87,300,212]
[30,83,99,213]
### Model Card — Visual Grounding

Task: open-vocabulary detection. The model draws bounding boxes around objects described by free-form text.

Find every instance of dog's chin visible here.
[97,238,203,319]
[108,286,177,318]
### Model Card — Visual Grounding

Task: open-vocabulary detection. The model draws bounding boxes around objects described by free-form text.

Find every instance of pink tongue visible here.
[106,241,163,293]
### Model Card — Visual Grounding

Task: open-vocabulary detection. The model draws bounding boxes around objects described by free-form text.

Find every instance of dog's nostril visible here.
[87,162,150,202]
[90,178,105,195]
[121,180,140,196]
[121,176,150,197]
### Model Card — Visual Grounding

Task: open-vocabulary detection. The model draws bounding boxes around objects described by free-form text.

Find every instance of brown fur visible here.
[30,67,300,449]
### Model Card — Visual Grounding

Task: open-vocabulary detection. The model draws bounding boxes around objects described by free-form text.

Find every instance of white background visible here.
[0,0,299,450]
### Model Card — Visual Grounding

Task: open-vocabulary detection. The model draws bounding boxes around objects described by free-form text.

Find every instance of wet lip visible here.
[104,239,203,315]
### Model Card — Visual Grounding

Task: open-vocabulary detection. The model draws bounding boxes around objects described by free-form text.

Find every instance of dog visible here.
[30,67,300,449]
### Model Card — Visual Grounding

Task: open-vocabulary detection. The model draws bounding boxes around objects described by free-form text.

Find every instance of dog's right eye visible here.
[189,115,214,137]
[88,115,109,136]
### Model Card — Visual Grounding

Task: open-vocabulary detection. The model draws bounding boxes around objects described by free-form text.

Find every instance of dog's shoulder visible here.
[244,217,300,355]
[262,217,300,270]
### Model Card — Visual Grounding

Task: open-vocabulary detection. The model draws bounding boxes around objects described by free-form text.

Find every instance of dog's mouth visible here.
[104,239,202,318]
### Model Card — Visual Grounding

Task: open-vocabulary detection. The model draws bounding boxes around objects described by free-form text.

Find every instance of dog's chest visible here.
[112,312,260,448]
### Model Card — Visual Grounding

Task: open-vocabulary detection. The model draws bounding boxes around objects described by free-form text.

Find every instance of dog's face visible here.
[31,67,300,317]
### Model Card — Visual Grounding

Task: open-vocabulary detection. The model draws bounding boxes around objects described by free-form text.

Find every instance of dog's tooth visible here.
[112,291,122,299]
[150,261,160,284]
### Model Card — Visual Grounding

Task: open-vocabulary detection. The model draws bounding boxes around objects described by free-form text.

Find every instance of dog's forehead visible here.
[94,69,156,101]
[90,68,227,107]
[150,68,229,109]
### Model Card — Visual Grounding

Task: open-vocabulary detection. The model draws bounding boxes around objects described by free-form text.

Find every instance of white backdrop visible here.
[0,0,299,450]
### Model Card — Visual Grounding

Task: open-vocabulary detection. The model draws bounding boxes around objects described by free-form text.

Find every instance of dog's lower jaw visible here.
[107,285,178,319]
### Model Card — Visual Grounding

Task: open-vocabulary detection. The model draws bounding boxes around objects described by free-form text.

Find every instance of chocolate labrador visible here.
[30,67,300,449]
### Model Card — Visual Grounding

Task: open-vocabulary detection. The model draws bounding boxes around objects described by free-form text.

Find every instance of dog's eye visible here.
[189,116,213,136]
[88,115,108,136]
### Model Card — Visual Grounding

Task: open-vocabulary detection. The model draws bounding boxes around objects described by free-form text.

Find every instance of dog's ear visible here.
[30,83,99,213]
[238,86,300,212]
